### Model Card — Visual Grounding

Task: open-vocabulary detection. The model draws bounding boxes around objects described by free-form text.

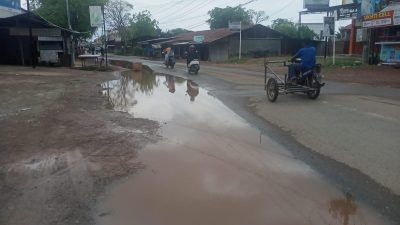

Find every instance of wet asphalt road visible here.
[105,55,400,224]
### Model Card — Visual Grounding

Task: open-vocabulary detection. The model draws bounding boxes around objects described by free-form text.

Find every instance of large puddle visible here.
[98,70,388,225]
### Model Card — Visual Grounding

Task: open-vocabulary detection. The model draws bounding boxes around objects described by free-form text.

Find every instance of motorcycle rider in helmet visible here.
[186,45,199,67]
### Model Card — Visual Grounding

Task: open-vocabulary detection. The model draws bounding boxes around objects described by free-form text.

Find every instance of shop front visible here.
[362,1,400,65]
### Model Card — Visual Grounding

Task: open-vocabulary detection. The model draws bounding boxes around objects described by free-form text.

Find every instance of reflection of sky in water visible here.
[102,72,248,129]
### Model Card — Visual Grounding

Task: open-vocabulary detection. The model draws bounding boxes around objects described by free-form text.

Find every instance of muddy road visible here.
[0,63,399,225]
[0,67,159,225]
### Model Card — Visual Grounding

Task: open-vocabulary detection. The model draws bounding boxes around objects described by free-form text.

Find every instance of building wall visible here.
[228,38,281,56]
[208,39,229,61]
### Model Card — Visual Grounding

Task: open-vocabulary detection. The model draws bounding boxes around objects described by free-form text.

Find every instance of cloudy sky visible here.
[21,0,351,31]
[125,0,350,31]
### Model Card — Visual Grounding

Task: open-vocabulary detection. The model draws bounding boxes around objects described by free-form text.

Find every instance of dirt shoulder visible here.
[200,60,400,88]
[0,66,160,225]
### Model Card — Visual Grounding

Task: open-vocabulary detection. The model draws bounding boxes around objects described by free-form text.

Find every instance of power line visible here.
[268,0,296,18]
[160,0,216,25]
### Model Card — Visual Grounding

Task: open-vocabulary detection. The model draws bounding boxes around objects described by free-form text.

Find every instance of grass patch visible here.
[318,56,362,68]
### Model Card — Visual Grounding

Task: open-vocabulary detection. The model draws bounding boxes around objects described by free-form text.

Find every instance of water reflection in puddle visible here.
[98,70,389,225]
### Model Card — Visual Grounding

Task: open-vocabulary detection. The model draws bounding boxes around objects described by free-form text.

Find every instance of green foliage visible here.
[248,10,268,24]
[336,26,347,40]
[105,0,132,45]
[130,10,159,39]
[207,6,252,29]
[132,47,144,56]
[297,25,318,39]
[271,18,298,37]
[167,28,191,36]
[31,0,107,38]
[271,18,317,40]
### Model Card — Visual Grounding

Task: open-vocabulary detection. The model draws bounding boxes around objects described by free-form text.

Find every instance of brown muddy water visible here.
[97,70,389,225]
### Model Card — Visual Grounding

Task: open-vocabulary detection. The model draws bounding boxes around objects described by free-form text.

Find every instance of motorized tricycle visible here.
[264,58,325,102]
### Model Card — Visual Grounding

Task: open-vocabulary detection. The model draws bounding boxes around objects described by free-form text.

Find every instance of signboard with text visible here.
[334,4,359,20]
[342,0,361,4]
[193,35,204,43]
[362,10,394,27]
[228,21,241,32]
[89,6,103,28]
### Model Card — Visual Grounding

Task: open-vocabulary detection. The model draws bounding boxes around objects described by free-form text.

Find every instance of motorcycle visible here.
[264,58,325,102]
[188,59,200,75]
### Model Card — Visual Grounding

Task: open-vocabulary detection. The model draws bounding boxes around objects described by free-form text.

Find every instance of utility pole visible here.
[102,5,108,69]
[26,0,36,68]
[65,0,75,67]
[239,21,242,60]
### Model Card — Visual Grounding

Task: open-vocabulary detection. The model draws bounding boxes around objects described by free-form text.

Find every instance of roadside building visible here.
[154,24,320,62]
[338,23,363,55]
[0,11,76,66]
[137,37,175,58]
[361,1,400,65]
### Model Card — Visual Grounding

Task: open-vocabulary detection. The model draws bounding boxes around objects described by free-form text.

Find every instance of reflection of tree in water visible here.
[329,193,357,225]
[122,70,159,95]
[103,70,159,112]
[107,75,137,112]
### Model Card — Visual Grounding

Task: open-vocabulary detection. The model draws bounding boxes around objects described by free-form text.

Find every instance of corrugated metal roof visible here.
[159,26,258,45]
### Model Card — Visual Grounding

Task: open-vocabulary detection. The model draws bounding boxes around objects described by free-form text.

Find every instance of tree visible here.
[105,0,133,52]
[271,18,317,40]
[207,6,252,29]
[336,26,348,40]
[298,25,318,40]
[30,0,107,37]
[130,10,159,39]
[167,28,191,36]
[248,10,269,24]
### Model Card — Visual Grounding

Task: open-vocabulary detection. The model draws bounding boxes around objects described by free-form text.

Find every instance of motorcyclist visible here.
[186,45,199,67]
[163,46,173,64]
[288,41,316,81]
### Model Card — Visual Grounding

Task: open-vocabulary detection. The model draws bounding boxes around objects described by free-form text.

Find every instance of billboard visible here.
[304,0,330,11]
[360,0,392,16]
[342,0,361,4]
[0,0,20,10]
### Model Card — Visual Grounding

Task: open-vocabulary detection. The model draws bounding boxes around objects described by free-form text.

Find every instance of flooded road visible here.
[98,70,389,225]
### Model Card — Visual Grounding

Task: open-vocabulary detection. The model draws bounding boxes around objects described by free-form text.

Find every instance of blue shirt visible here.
[294,46,316,72]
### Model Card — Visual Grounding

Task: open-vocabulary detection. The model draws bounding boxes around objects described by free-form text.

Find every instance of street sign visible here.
[89,6,103,28]
[193,35,204,43]
[323,17,335,37]
[228,21,241,32]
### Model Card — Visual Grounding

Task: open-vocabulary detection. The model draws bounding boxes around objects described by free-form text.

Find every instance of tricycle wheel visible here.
[307,75,320,99]
[267,78,279,102]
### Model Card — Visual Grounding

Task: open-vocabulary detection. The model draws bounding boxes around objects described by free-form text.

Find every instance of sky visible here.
[20,0,351,32]
[125,0,351,31]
